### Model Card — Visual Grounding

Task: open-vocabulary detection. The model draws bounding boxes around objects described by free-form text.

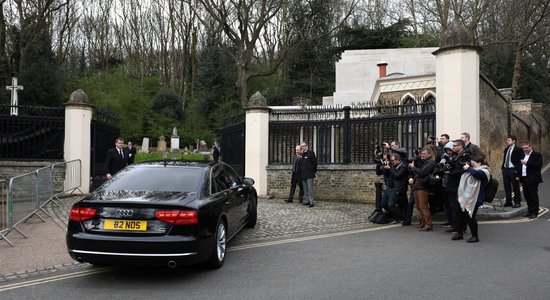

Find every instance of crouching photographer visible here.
[444,139,471,236]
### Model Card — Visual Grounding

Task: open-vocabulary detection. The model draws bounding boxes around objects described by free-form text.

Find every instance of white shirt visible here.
[521,151,531,177]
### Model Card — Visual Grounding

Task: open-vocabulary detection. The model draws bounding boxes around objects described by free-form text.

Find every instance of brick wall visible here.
[479,76,509,194]
[267,164,380,203]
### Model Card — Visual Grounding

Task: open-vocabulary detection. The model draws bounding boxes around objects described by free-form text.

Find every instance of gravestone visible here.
[141,137,150,153]
[198,140,210,160]
[171,127,180,153]
[183,146,189,154]
[157,135,167,152]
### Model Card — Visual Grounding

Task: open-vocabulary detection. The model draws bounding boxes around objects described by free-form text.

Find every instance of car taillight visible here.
[155,210,198,225]
[69,207,97,222]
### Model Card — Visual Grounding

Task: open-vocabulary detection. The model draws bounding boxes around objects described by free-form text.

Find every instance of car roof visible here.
[133,160,217,169]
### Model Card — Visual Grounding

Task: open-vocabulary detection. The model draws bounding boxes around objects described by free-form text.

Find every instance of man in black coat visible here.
[519,142,543,219]
[105,138,129,180]
[127,141,137,165]
[300,142,317,208]
[501,135,523,207]
[286,145,304,203]
[445,139,471,234]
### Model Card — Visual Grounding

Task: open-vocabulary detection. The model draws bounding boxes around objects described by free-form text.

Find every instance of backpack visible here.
[484,176,499,203]
[368,210,389,224]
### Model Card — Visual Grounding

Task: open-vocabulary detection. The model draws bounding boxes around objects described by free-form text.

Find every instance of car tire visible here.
[245,194,257,228]
[204,220,227,269]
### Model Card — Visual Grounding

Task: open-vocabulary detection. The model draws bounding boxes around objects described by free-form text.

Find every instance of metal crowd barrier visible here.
[0,179,10,246]
[0,159,82,247]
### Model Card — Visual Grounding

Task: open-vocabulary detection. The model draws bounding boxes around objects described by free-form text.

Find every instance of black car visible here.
[66,161,257,269]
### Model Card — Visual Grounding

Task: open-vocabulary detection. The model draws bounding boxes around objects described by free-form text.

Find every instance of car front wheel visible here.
[205,220,227,269]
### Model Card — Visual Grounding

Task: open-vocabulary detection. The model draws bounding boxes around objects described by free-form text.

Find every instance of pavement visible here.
[0,189,534,283]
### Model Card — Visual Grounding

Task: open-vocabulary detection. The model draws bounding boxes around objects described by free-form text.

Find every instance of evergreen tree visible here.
[18,17,62,106]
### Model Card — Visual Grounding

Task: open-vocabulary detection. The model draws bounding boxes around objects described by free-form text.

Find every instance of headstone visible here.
[183,146,189,154]
[171,127,180,153]
[198,140,210,160]
[157,135,167,152]
[141,137,150,153]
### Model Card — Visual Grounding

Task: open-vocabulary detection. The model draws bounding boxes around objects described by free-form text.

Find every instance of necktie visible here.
[119,149,123,159]
[504,147,512,167]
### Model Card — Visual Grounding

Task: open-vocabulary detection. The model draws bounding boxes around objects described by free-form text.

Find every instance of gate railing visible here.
[0,159,82,247]
[269,103,436,165]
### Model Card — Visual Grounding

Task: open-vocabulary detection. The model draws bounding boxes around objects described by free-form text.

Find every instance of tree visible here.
[185,0,358,107]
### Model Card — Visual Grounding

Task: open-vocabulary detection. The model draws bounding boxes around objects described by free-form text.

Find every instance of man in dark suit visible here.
[502,135,523,207]
[127,141,137,165]
[105,138,129,180]
[519,142,543,219]
[286,145,304,203]
[300,142,317,208]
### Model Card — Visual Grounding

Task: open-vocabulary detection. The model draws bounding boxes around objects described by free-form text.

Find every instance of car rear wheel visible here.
[245,194,257,228]
[205,220,227,269]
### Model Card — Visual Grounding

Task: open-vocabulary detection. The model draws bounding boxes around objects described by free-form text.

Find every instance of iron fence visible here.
[269,103,436,164]
[0,159,82,247]
[0,114,65,160]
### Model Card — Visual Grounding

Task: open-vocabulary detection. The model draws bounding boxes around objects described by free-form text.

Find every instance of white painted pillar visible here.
[245,105,270,197]
[64,90,93,193]
[433,45,482,143]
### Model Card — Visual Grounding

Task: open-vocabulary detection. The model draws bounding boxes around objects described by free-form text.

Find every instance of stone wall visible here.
[479,76,509,193]
[267,164,380,203]
[0,160,61,181]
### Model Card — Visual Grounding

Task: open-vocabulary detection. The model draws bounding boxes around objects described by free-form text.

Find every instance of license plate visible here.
[104,219,147,231]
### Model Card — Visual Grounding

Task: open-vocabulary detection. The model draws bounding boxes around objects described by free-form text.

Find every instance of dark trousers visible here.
[397,191,408,216]
[381,188,405,221]
[447,192,460,230]
[521,179,540,215]
[456,204,479,237]
[405,192,415,222]
[502,168,521,204]
[288,173,304,202]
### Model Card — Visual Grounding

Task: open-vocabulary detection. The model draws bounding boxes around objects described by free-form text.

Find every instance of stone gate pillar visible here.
[245,92,270,197]
[433,22,483,144]
[64,89,94,193]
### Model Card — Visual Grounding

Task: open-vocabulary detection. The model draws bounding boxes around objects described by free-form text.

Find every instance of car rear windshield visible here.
[102,166,203,192]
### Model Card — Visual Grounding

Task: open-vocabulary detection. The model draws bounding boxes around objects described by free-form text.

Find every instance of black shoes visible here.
[503,202,513,207]
[285,199,293,203]
[451,234,463,240]
[309,203,314,208]
[298,199,303,204]
[401,220,411,226]
[302,202,310,206]
[512,203,521,208]
[528,214,538,219]
[466,236,479,243]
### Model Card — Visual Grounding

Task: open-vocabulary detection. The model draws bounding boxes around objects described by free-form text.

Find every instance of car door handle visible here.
[225,201,231,206]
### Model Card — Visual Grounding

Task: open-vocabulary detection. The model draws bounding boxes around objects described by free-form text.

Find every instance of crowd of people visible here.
[287,133,543,244]
[371,133,543,243]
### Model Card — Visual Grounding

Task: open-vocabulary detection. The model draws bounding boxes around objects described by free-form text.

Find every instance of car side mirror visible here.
[243,177,255,186]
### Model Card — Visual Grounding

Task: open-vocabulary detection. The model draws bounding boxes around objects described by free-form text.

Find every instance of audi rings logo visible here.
[115,209,134,217]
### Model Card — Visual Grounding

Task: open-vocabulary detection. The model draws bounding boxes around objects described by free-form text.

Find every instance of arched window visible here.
[402,96,416,115]
[422,95,435,113]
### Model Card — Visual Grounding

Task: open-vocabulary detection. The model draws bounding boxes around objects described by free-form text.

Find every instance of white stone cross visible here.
[6,77,23,116]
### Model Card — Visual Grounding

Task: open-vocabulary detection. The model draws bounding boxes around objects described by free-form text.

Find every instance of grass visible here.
[134,152,210,163]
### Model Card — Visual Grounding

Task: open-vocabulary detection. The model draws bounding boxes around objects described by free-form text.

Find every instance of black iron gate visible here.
[90,115,120,191]
[219,121,245,176]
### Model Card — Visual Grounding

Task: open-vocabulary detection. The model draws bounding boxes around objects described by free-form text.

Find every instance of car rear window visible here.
[102,166,203,192]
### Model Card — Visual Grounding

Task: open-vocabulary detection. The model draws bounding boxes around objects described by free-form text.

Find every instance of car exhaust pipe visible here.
[76,257,85,263]
[167,260,177,268]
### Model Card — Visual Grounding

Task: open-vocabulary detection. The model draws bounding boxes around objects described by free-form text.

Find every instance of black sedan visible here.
[66,161,257,269]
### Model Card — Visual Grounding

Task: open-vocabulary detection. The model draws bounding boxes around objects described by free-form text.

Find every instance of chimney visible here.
[377,61,388,78]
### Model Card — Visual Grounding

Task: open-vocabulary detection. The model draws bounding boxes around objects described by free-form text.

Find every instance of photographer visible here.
[444,139,471,236]
[385,140,408,164]
[408,147,436,231]
[434,142,454,227]
[376,154,408,223]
